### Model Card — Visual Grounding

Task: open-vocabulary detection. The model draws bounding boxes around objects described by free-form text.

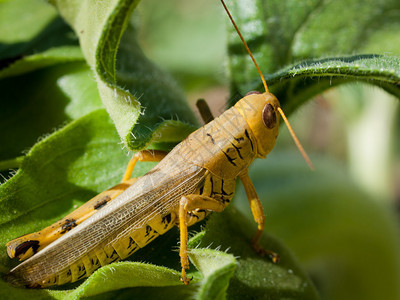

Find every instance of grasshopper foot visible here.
[180,269,192,285]
[252,243,280,264]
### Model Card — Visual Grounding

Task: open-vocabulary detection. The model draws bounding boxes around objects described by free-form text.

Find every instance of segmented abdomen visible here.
[7,211,177,288]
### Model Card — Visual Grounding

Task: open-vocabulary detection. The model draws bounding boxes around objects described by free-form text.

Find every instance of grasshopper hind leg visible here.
[7,150,168,261]
[6,178,138,261]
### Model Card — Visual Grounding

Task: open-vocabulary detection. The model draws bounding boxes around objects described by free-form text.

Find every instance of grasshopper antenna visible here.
[277,107,314,170]
[220,0,269,93]
[220,0,314,170]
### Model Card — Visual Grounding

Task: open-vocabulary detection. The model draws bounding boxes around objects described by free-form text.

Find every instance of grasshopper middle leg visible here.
[178,194,226,285]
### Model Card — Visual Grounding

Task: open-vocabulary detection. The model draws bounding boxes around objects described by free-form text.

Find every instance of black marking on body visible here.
[189,209,208,222]
[90,255,101,268]
[46,277,57,285]
[145,226,158,243]
[146,234,157,244]
[222,149,237,166]
[197,209,207,217]
[230,142,243,159]
[67,269,72,276]
[196,177,206,195]
[77,264,87,280]
[221,179,233,197]
[235,136,245,143]
[109,250,120,263]
[77,271,87,280]
[128,237,136,249]
[43,276,57,285]
[188,211,199,220]
[144,225,152,237]
[199,185,204,195]
[60,218,77,234]
[244,130,254,151]
[206,133,215,144]
[14,240,40,257]
[162,213,172,229]
[127,240,139,255]
[94,195,111,210]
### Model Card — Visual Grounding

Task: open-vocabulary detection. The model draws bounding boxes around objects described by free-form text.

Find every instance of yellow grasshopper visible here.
[5,0,312,288]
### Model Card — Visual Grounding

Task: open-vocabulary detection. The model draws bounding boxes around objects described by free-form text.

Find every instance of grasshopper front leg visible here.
[239,169,280,263]
[178,194,226,285]
[7,150,168,261]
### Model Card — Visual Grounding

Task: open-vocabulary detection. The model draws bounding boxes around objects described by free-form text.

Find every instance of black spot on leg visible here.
[14,240,40,257]
[60,219,77,234]
[94,195,111,210]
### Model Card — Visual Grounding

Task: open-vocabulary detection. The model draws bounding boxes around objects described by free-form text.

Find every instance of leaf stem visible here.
[0,156,24,171]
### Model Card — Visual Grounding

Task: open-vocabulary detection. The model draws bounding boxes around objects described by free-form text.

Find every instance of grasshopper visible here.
[5,0,312,288]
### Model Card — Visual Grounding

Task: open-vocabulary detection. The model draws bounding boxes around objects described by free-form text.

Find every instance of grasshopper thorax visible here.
[234,92,280,158]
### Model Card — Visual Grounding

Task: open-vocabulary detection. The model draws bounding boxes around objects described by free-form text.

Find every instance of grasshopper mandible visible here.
[5,0,313,288]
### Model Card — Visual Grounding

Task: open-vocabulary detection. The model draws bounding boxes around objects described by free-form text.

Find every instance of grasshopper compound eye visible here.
[262,103,277,129]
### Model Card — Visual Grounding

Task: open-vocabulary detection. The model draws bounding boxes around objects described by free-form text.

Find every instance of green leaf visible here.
[268,55,400,113]
[51,0,198,150]
[226,0,400,108]
[188,248,237,300]
[0,47,84,79]
[0,0,92,162]
[0,62,102,161]
[0,0,78,61]
[189,208,319,300]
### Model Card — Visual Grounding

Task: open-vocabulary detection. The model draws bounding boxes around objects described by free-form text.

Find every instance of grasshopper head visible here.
[234,91,280,158]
